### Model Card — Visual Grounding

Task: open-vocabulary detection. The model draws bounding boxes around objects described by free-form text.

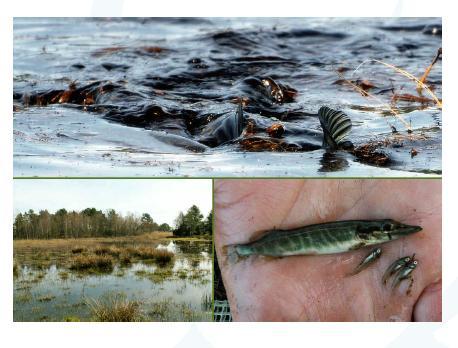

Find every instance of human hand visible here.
[215,179,441,321]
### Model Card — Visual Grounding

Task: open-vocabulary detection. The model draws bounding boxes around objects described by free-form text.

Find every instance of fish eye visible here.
[406,257,411,261]
[413,260,418,265]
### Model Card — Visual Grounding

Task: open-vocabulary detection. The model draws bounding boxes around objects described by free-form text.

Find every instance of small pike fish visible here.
[349,247,382,276]
[382,254,414,285]
[226,219,422,262]
[392,259,418,290]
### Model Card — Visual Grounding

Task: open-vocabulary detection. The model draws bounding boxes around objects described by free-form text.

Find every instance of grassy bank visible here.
[13,232,210,273]
[13,231,172,248]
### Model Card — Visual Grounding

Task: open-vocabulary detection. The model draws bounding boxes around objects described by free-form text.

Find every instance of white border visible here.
[2,1,454,347]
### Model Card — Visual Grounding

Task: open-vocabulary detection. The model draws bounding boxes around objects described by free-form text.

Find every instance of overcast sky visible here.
[14,179,212,225]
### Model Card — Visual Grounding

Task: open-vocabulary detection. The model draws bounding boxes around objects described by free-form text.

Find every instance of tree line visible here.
[13,205,212,240]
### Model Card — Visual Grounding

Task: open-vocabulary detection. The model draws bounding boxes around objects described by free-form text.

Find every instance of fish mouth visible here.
[392,224,423,237]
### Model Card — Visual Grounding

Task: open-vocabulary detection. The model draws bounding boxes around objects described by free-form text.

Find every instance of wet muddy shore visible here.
[13,17,441,176]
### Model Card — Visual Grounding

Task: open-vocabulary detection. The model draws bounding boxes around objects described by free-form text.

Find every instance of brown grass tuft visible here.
[93,246,122,257]
[119,253,132,266]
[69,254,114,272]
[71,247,85,254]
[154,249,174,266]
[127,246,174,266]
[86,293,142,322]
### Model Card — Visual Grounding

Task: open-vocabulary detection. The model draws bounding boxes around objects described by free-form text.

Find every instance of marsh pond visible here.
[13,234,212,321]
[13,18,441,176]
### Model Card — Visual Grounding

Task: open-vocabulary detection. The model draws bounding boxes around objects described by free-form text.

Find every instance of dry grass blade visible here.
[336,70,411,131]
[354,59,442,108]
[418,48,442,89]
[391,93,434,105]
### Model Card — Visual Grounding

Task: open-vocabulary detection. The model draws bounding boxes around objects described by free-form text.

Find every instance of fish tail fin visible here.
[347,264,364,277]
[318,106,352,150]
[346,269,357,278]
[391,273,405,290]
[391,278,401,291]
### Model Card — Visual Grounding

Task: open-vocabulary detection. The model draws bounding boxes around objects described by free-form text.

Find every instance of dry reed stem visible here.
[418,48,442,90]
[336,71,412,131]
[353,59,442,108]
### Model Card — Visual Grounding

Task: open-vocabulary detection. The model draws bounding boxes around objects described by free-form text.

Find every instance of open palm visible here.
[215,179,441,321]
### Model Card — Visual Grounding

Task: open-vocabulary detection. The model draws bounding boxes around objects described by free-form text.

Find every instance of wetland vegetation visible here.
[13,205,212,322]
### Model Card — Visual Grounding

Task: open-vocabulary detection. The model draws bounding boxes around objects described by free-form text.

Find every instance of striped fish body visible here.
[236,222,358,257]
[392,260,418,289]
[382,255,412,285]
[318,106,353,150]
[234,219,421,258]
[350,247,382,275]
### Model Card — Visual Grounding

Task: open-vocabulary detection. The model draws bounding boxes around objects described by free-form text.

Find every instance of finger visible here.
[413,280,442,321]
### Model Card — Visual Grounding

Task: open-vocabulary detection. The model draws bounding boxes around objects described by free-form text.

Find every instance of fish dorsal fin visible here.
[224,102,244,140]
[235,102,244,137]
[318,106,352,149]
